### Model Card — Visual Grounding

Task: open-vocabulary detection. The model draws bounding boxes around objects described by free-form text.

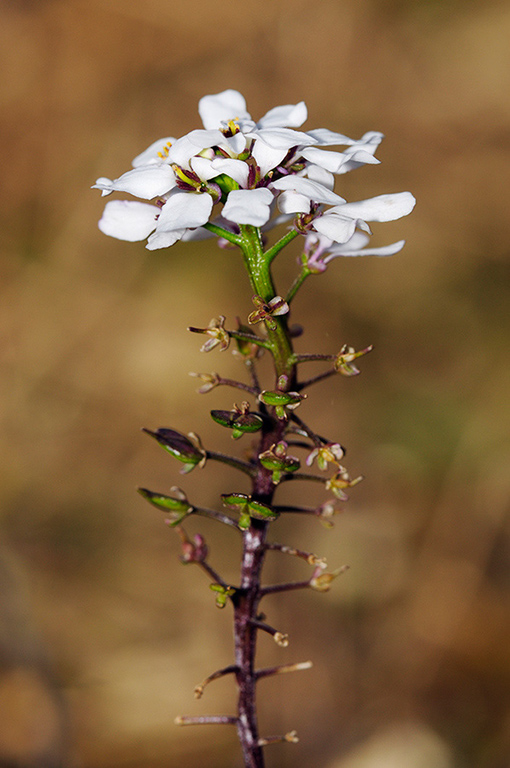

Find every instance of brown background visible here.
[1,0,509,766]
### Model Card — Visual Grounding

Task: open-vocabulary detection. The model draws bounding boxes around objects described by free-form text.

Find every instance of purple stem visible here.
[232,418,287,767]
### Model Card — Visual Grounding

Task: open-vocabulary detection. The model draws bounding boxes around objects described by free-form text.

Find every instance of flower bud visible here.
[210,583,236,608]
[233,318,264,361]
[178,530,208,563]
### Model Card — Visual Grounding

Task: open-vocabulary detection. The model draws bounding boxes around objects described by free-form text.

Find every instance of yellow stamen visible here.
[157,141,173,159]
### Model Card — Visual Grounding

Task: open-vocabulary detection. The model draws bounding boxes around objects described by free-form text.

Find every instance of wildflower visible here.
[315,500,341,527]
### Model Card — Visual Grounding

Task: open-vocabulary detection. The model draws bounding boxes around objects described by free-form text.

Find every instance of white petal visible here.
[157,190,214,230]
[98,200,158,241]
[146,229,187,250]
[93,166,176,199]
[211,158,250,187]
[198,90,251,130]
[327,239,406,258]
[333,134,384,174]
[305,128,357,146]
[224,132,248,155]
[313,213,358,243]
[335,150,381,175]
[258,101,308,129]
[189,156,216,180]
[271,176,345,205]
[248,127,317,150]
[359,131,385,146]
[222,188,273,226]
[332,192,416,222]
[187,129,226,148]
[132,137,175,167]
[166,131,220,167]
[304,164,335,190]
[335,231,370,250]
[190,156,249,187]
[277,190,311,214]
[251,139,289,177]
[301,147,351,173]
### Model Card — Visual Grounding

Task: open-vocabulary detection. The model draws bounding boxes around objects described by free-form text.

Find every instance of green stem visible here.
[286,268,311,304]
[238,225,295,382]
[264,228,300,265]
[203,221,242,245]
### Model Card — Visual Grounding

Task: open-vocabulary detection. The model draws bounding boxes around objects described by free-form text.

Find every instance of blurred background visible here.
[1,0,509,766]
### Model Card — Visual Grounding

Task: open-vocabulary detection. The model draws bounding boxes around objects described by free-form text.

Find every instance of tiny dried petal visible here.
[310,566,349,592]
[306,442,345,470]
[326,470,363,500]
[189,371,220,393]
[334,344,373,376]
[188,316,230,352]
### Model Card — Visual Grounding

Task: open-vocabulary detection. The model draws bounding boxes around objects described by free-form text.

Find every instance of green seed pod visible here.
[210,409,263,439]
[247,500,278,522]
[142,428,205,473]
[137,488,193,526]
[259,390,295,407]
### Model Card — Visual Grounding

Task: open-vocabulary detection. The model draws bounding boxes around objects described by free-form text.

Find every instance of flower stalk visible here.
[94,89,415,767]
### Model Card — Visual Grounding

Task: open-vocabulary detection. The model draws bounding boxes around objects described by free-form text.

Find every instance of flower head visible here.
[94,90,415,254]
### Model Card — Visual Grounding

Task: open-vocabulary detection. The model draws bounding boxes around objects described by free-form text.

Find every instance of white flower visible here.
[312,192,416,244]
[303,231,406,273]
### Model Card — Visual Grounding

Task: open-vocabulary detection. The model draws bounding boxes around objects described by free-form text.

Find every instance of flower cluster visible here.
[94,89,415,259]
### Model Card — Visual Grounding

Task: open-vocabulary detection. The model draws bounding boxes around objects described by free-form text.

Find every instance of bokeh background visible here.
[1,0,509,766]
